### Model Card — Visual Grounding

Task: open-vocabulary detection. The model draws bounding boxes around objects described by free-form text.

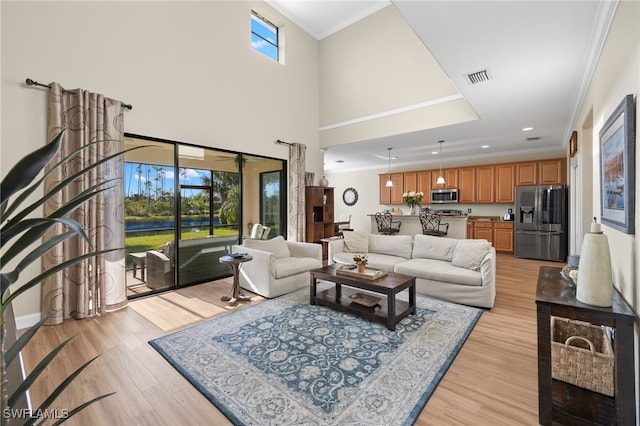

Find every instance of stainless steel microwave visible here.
[431,188,458,204]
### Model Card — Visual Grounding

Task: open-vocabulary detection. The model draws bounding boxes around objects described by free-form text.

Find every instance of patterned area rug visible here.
[149,285,482,425]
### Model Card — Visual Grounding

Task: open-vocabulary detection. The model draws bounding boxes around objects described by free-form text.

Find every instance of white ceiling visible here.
[267,1,618,173]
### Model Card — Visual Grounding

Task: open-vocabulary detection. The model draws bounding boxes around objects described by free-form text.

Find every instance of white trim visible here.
[319,94,464,132]
[15,312,41,330]
[570,157,582,256]
[563,0,619,145]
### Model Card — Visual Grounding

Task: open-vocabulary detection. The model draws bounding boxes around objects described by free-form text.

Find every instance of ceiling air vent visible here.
[464,68,492,85]
[526,136,541,141]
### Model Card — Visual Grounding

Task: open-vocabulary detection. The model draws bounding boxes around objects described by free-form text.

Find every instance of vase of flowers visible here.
[353,254,368,273]
[402,191,424,215]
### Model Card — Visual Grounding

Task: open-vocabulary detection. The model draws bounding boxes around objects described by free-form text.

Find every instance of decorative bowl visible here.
[560,264,578,287]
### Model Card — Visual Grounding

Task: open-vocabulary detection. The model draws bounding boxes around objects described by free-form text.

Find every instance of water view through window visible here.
[123,136,286,298]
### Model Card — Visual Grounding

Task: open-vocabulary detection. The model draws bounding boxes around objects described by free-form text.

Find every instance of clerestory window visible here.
[251,11,279,62]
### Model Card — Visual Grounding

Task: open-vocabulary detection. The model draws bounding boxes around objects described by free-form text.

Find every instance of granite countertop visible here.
[468,216,500,221]
[468,215,514,222]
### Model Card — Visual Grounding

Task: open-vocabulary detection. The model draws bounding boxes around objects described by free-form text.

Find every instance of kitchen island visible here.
[368,213,468,239]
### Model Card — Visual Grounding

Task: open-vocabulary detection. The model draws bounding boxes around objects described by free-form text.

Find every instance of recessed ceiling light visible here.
[481,145,489,149]
[431,151,438,155]
[522,127,534,132]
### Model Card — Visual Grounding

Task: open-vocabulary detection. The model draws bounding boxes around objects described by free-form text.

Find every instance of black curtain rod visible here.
[25,78,133,110]
[276,139,293,146]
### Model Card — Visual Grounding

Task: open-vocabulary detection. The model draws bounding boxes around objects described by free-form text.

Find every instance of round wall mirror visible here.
[342,187,358,206]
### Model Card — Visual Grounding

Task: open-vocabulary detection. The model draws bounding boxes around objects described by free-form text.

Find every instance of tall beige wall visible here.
[1,1,322,320]
[573,0,639,416]
[318,5,477,148]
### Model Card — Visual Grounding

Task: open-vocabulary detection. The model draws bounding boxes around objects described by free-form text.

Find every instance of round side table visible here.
[219,254,253,306]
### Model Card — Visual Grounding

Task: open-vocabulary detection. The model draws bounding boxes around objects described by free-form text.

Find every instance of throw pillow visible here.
[342,231,369,253]
[452,240,491,271]
[244,235,291,258]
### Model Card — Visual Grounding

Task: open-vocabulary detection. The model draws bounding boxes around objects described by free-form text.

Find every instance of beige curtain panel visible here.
[287,142,306,242]
[42,82,127,325]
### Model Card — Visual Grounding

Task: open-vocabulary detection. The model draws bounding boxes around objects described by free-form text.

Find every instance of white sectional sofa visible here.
[328,232,496,308]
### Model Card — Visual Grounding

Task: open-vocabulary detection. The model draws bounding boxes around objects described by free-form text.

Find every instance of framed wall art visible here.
[569,131,578,157]
[599,94,635,234]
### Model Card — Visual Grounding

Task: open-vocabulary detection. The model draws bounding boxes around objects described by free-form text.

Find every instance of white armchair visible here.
[232,235,322,298]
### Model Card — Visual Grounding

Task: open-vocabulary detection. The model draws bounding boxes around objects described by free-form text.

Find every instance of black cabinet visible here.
[535,266,636,425]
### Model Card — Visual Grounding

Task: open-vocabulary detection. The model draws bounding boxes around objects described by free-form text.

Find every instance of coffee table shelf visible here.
[310,265,416,331]
[315,286,412,328]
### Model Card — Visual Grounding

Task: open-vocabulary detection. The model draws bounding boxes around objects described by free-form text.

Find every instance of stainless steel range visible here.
[434,209,465,216]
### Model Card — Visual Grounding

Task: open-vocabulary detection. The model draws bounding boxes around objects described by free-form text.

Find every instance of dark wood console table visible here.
[535,266,636,425]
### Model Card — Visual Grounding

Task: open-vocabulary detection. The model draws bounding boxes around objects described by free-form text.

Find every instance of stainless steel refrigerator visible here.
[514,185,568,262]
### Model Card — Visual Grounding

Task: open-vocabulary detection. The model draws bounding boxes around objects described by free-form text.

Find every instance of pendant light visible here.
[385,147,393,187]
[436,140,445,185]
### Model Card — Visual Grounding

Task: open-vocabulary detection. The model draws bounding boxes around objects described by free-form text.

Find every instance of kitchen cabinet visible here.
[379,158,564,204]
[466,221,474,238]
[417,171,431,194]
[495,163,515,203]
[493,222,514,253]
[474,221,493,243]
[403,172,418,193]
[468,219,513,253]
[390,173,405,204]
[516,159,566,186]
[379,173,404,204]
[476,165,495,203]
[432,169,458,189]
[305,186,334,243]
[458,167,476,203]
[379,174,391,204]
[516,162,537,186]
[539,159,565,185]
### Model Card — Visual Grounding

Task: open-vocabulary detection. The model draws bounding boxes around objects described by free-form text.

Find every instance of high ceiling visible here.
[266,0,617,173]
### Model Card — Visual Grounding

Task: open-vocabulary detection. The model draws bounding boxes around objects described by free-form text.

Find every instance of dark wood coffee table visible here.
[310,264,416,331]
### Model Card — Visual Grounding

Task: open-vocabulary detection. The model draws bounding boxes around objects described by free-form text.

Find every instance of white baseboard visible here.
[15,313,41,330]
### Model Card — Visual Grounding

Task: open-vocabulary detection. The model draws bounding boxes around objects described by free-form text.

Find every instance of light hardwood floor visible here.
[22,254,561,425]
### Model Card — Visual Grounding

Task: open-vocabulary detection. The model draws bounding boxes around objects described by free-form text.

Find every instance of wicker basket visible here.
[550,316,614,396]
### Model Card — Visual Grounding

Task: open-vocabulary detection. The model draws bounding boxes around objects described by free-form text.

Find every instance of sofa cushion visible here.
[244,235,291,259]
[368,234,413,259]
[451,239,491,271]
[412,234,457,261]
[342,231,369,253]
[273,256,321,279]
[394,258,483,287]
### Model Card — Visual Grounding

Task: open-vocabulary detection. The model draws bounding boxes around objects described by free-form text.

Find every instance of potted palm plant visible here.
[0,130,131,424]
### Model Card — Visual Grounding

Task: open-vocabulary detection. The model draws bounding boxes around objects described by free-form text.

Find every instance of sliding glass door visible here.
[260,169,285,239]
[123,139,177,294]
[176,147,240,286]
[123,135,286,298]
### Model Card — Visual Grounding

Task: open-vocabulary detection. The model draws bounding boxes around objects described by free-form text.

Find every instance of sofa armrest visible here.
[232,244,277,276]
[286,241,322,262]
[327,239,346,265]
[480,246,497,287]
[146,250,170,270]
[146,250,174,289]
